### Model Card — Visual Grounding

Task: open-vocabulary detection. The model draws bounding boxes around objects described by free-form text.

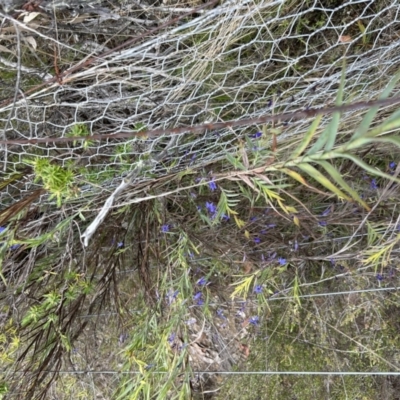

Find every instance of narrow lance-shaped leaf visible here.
[281,168,327,195]
[324,66,346,152]
[367,108,400,137]
[350,70,400,141]
[290,114,323,159]
[297,163,352,200]
[339,152,400,183]
[307,66,346,155]
[318,160,370,210]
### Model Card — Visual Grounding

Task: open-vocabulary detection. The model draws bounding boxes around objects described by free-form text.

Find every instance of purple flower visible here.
[321,207,331,216]
[389,161,397,170]
[161,225,170,233]
[318,221,327,227]
[249,316,259,325]
[208,178,217,191]
[196,277,207,286]
[0,226,6,234]
[117,241,124,248]
[167,333,176,345]
[278,257,286,265]
[216,309,226,319]
[205,202,217,215]
[376,273,383,281]
[254,285,263,294]
[254,237,261,244]
[10,244,20,250]
[249,131,262,139]
[222,214,230,221]
[370,179,378,190]
[249,216,258,222]
[193,292,202,301]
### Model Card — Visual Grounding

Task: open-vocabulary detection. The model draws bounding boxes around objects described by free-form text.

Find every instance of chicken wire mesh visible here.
[0,0,399,211]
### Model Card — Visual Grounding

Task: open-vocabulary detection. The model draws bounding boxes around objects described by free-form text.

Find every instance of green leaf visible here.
[351,71,400,141]
[367,108,400,138]
[339,152,400,183]
[226,153,246,170]
[325,66,346,152]
[290,114,323,159]
[318,160,370,210]
[307,67,346,155]
[297,163,351,200]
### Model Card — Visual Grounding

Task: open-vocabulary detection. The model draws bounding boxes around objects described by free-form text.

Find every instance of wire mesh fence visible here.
[1,0,400,211]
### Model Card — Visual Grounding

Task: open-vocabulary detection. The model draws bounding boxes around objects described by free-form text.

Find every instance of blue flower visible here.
[196,277,207,286]
[253,285,263,294]
[222,214,230,221]
[0,226,6,234]
[254,237,261,244]
[376,273,383,281]
[10,244,20,250]
[249,131,262,139]
[370,179,378,190]
[193,292,202,301]
[193,293,204,306]
[208,178,217,191]
[318,221,327,227]
[161,225,170,233]
[389,161,397,170]
[117,241,124,248]
[216,309,226,319]
[205,201,217,215]
[278,257,286,265]
[321,207,331,216]
[167,333,176,344]
[249,316,259,325]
